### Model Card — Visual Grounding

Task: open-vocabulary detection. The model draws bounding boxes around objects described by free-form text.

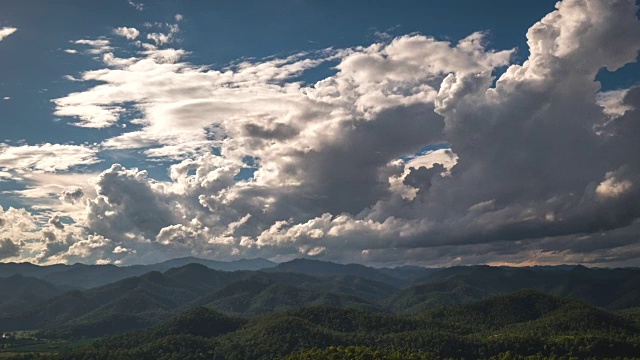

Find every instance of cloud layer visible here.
[2,0,640,267]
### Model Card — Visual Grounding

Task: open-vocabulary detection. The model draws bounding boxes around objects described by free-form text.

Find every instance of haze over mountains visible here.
[0,257,276,289]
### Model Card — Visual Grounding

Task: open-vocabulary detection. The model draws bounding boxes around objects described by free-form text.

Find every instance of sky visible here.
[0,0,639,267]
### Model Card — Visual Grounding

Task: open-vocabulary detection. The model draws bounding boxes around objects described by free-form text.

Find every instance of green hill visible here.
[386,278,488,313]
[33,291,640,360]
[266,258,401,285]
[0,275,67,315]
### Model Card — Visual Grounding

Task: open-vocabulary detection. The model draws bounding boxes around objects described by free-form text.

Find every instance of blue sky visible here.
[0,0,564,200]
[0,0,639,266]
[1,1,561,143]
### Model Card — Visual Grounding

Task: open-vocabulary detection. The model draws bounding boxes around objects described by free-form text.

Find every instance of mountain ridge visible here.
[4,259,640,340]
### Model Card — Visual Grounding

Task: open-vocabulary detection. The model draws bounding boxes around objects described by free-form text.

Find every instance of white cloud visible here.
[48,214,65,230]
[113,27,140,40]
[74,39,112,54]
[596,170,633,199]
[59,187,85,204]
[0,206,37,251]
[388,148,458,200]
[0,171,16,180]
[0,27,17,42]
[0,238,21,260]
[53,103,125,128]
[113,245,135,254]
[147,24,179,45]
[597,89,633,118]
[14,0,640,266]
[3,173,98,232]
[0,143,99,172]
[127,0,144,11]
[65,234,111,259]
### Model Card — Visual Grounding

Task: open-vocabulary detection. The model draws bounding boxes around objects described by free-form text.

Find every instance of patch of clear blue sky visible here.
[0,0,637,192]
[401,143,450,162]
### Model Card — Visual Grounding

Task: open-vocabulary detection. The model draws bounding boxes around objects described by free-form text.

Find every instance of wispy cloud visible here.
[0,143,100,172]
[127,0,144,11]
[73,38,112,54]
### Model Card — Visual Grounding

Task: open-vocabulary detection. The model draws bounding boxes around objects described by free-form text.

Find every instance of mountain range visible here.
[2,258,640,340]
[0,257,276,289]
[37,291,640,360]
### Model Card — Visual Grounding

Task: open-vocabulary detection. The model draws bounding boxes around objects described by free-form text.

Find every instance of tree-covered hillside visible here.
[5,260,640,341]
[9,291,640,360]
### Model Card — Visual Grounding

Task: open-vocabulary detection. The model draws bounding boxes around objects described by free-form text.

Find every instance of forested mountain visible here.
[0,257,276,289]
[3,259,640,358]
[265,258,404,285]
[406,264,640,311]
[13,291,640,360]
[0,275,67,315]
[0,263,391,337]
[149,257,277,272]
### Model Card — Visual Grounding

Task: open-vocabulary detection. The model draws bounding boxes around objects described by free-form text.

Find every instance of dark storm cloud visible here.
[0,238,20,260]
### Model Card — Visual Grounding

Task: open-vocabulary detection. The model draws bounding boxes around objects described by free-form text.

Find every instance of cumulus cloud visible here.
[4,173,97,223]
[48,215,65,230]
[64,234,111,260]
[113,245,135,254]
[147,24,179,45]
[113,27,140,40]
[0,239,21,260]
[59,187,85,204]
[0,27,17,42]
[85,164,177,241]
[10,0,640,266]
[0,206,37,253]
